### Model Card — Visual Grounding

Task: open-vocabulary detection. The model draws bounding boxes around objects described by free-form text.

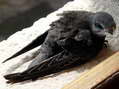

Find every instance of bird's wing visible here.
[3,29,96,83]
[2,31,48,63]
[4,50,82,83]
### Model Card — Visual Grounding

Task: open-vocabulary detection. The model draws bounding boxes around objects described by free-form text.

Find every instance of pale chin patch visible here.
[94,30,106,37]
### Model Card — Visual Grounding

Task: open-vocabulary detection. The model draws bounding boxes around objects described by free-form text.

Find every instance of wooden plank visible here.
[62,51,119,89]
[93,71,119,89]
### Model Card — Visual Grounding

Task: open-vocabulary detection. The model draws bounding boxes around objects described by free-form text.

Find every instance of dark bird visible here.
[3,11,116,83]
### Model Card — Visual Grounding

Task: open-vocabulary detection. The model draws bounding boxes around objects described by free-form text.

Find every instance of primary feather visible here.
[2,31,48,63]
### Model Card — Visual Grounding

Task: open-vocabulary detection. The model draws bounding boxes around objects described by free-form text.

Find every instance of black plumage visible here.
[3,11,116,83]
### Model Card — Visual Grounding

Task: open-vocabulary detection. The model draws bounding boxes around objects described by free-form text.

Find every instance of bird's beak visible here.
[106,26,116,35]
[108,29,113,35]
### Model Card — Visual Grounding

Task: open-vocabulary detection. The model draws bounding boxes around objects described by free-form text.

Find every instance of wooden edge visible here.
[62,51,119,89]
[93,71,119,89]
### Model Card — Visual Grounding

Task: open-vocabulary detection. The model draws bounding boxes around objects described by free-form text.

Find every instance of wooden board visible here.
[93,71,119,89]
[62,50,119,89]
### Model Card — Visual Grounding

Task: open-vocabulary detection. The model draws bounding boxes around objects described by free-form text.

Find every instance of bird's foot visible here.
[104,40,109,48]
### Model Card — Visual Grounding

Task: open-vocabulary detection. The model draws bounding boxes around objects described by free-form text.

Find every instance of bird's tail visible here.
[2,31,48,63]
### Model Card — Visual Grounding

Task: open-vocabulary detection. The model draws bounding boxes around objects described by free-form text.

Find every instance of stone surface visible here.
[0,0,119,89]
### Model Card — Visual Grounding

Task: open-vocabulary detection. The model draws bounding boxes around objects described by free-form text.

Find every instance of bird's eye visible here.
[95,23,103,30]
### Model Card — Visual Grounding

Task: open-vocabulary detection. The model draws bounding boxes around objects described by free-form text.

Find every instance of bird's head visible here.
[91,12,116,37]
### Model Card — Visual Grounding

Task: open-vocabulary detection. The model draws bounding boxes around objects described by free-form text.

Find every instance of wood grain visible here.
[62,49,119,89]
